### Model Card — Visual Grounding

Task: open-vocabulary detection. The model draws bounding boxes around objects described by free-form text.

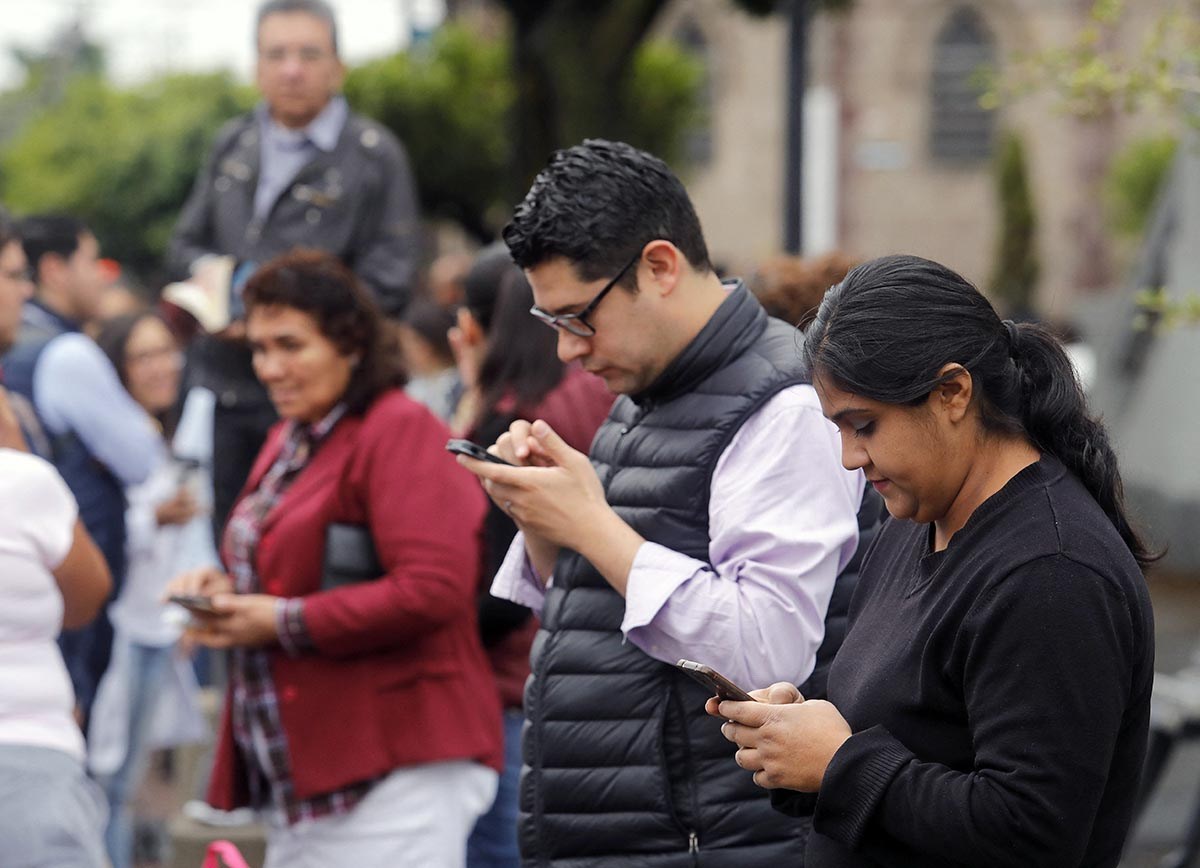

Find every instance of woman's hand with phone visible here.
[184,594,280,649]
[164,566,232,602]
[711,681,851,793]
[163,567,280,648]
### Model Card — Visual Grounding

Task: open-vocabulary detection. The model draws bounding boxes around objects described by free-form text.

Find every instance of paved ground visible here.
[1123,573,1200,868]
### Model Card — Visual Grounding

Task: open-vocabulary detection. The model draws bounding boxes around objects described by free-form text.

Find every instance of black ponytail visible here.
[804,254,1159,567]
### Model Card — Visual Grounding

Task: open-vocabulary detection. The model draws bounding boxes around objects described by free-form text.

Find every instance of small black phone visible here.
[167,593,219,616]
[445,438,515,466]
[676,659,756,702]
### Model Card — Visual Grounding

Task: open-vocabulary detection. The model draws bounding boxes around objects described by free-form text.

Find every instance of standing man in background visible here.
[3,213,163,725]
[168,0,419,533]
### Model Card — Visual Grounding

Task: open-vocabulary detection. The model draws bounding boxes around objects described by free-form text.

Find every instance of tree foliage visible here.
[1105,134,1178,237]
[0,73,253,282]
[0,22,704,276]
[346,23,704,240]
[986,0,1199,325]
[988,132,1039,314]
[985,0,1200,120]
[494,0,850,191]
[345,26,514,240]
[0,0,848,277]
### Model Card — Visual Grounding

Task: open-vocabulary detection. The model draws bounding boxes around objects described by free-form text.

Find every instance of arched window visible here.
[675,18,714,166]
[929,5,996,163]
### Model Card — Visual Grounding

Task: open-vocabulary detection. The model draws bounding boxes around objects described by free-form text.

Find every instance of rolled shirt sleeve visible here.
[490,384,865,690]
[621,385,863,688]
[490,533,550,616]
[34,333,165,486]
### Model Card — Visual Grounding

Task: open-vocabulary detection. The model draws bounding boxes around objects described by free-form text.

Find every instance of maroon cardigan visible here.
[207,390,502,810]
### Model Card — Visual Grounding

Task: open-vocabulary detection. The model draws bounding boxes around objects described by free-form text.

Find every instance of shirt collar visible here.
[256,95,348,153]
[283,401,348,451]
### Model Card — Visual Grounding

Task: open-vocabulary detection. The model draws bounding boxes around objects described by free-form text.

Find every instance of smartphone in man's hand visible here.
[446,438,515,466]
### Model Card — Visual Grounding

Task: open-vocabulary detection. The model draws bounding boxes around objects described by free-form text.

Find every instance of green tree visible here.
[986,0,1200,120]
[988,132,1039,314]
[346,23,705,240]
[1105,134,1177,237]
[0,73,253,280]
[495,0,852,191]
[0,22,106,144]
[345,26,513,241]
[986,0,1199,324]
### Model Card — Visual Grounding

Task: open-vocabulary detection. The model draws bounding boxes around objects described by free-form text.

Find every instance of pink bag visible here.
[202,840,252,868]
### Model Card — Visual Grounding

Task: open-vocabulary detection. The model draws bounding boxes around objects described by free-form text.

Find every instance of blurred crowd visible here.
[0,2,1149,868]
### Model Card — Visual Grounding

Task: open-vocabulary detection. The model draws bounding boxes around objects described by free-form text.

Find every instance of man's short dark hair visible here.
[19,214,88,280]
[256,0,339,56]
[503,139,712,287]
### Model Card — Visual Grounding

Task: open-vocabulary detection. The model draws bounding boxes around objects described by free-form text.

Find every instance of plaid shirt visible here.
[224,403,377,825]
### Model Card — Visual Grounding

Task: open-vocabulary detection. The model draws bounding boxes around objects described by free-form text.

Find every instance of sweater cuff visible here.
[813,725,912,849]
[275,597,315,657]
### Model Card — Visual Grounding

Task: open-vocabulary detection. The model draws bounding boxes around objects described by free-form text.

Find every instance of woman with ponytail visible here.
[711,254,1155,867]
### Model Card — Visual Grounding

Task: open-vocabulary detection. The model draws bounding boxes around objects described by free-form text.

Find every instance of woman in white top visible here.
[89,311,217,868]
[0,391,112,867]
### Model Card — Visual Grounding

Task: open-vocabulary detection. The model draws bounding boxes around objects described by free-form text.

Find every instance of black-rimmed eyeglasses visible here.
[529,250,641,338]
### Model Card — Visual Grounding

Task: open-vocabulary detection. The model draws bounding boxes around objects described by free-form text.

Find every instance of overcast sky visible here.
[0,0,447,89]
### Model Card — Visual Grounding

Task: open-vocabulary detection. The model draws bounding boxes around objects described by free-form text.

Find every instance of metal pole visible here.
[784,0,809,254]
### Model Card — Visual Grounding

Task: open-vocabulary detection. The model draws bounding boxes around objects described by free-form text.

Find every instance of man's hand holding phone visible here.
[454,419,645,593]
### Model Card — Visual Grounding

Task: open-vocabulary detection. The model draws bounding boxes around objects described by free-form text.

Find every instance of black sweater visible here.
[805,454,1154,868]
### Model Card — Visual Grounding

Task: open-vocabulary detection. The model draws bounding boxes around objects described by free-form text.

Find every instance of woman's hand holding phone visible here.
[164,566,232,604]
[710,679,851,793]
[163,568,280,649]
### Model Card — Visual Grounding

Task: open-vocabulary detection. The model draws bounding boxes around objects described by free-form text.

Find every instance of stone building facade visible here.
[658,0,1177,313]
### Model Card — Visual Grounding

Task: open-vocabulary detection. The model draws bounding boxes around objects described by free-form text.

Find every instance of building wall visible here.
[668,0,1177,313]
[658,1,791,275]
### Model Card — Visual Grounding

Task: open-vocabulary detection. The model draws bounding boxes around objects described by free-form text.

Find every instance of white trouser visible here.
[264,760,498,868]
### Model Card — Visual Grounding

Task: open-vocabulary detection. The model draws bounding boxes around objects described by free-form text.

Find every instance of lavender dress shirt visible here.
[491,383,865,690]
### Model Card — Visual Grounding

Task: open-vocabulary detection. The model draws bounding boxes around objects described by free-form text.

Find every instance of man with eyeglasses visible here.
[3,213,163,727]
[168,0,419,537]
[458,139,875,866]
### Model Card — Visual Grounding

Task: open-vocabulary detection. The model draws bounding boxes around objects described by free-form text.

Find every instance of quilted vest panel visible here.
[520,286,814,867]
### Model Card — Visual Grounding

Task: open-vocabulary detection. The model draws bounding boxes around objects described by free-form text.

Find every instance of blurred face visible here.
[816,376,960,525]
[123,317,182,416]
[396,323,451,377]
[0,240,32,354]
[525,257,668,395]
[256,11,344,129]
[60,232,105,324]
[247,304,355,423]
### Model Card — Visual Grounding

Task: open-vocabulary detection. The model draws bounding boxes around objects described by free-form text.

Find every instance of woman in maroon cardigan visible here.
[167,250,501,868]
[452,246,614,867]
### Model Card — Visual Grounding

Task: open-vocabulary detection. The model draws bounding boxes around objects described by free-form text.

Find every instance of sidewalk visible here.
[1123,572,1200,867]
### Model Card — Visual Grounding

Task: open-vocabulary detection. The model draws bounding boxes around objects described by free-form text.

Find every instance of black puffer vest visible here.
[520,285,821,866]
